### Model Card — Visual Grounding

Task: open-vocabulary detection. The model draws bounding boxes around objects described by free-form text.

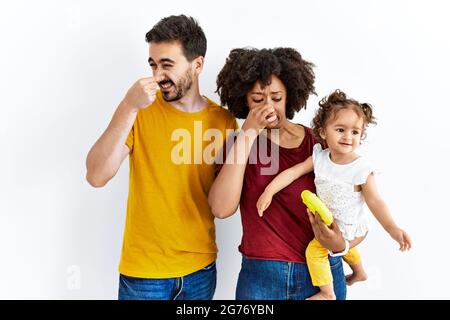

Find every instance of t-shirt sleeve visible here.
[312,143,323,165]
[353,158,377,185]
[125,125,134,153]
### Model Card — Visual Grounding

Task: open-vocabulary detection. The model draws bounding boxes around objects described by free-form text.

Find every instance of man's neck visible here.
[169,86,208,113]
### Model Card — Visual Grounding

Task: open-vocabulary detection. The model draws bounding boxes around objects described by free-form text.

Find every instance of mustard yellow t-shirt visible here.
[120,91,237,278]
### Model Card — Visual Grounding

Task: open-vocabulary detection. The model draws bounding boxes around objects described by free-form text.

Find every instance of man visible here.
[86,15,237,300]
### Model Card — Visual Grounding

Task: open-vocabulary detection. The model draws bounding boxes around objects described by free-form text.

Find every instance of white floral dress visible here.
[312,143,375,241]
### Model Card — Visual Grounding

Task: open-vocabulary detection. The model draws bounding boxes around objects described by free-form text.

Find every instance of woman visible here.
[209,48,364,300]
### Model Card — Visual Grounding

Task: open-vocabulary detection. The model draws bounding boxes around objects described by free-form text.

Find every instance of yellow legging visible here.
[305,238,361,287]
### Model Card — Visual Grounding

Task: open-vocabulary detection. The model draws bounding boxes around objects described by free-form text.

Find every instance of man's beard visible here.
[160,69,193,102]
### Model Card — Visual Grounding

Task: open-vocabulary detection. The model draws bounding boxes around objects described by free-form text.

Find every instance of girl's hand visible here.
[389,228,412,251]
[256,191,273,217]
[242,104,277,131]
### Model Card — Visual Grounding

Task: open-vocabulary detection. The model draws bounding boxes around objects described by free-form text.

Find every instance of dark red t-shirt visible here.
[239,126,320,263]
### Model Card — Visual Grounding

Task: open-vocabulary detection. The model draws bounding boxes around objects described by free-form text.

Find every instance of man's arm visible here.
[85,76,163,187]
[85,102,135,187]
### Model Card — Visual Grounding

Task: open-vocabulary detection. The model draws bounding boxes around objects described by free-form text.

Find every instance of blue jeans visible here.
[118,262,217,300]
[236,256,346,300]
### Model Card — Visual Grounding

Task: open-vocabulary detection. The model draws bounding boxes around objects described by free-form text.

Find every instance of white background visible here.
[1,0,449,299]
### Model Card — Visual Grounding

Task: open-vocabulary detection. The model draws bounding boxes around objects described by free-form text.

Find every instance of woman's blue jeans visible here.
[236,256,347,300]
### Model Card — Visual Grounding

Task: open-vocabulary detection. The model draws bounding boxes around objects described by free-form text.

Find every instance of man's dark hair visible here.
[145,15,207,61]
[216,47,316,119]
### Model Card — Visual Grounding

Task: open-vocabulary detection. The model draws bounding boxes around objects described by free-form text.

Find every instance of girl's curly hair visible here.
[216,47,316,119]
[312,89,377,140]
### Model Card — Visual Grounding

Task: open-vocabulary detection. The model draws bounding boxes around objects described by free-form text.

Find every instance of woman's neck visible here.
[268,120,305,149]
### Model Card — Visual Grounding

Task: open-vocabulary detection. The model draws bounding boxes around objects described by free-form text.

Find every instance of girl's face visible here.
[245,75,287,129]
[320,108,364,156]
